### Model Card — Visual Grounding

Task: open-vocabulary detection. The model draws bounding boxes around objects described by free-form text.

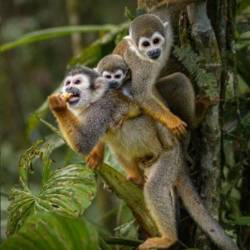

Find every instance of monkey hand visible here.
[86,150,103,170]
[48,93,67,112]
[110,111,128,130]
[166,115,187,139]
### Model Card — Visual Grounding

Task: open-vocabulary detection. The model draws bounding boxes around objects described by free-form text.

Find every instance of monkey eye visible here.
[65,80,70,86]
[153,37,160,44]
[105,74,112,79]
[74,79,81,84]
[115,74,122,79]
[142,41,150,47]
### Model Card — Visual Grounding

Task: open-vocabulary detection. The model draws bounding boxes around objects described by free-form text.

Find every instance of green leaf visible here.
[232,216,250,226]
[1,212,100,250]
[7,164,96,236]
[0,25,117,53]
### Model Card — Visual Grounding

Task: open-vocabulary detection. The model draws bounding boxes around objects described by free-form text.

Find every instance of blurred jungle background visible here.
[0,0,249,249]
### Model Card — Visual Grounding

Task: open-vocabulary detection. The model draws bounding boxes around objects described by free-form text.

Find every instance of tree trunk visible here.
[136,0,236,249]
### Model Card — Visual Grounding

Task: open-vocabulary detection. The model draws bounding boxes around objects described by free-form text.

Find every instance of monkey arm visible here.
[124,46,187,138]
[137,92,187,138]
[48,94,85,153]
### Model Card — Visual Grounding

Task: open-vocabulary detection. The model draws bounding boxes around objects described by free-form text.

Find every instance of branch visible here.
[104,236,142,246]
[97,163,159,236]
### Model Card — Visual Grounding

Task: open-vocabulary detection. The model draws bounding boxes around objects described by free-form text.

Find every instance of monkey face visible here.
[102,69,126,89]
[129,14,171,62]
[137,31,165,60]
[62,73,108,109]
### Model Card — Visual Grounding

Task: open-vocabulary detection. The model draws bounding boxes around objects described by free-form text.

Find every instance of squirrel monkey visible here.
[49,66,143,184]
[49,66,238,250]
[113,14,188,138]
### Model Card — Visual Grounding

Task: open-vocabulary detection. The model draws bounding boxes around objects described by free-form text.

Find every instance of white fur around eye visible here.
[63,76,72,85]
[114,69,124,79]
[138,37,151,51]
[152,32,165,46]
[102,71,112,78]
[72,74,90,89]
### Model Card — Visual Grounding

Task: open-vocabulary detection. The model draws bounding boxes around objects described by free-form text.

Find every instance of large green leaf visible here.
[1,212,101,250]
[7,164,96,236]
[0,25,117,53]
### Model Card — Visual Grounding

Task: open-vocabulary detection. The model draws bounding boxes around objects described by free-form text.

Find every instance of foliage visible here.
[1,213,101,250]
[0,25,117,53]
[173,46,217,96]
[6,140,97,236]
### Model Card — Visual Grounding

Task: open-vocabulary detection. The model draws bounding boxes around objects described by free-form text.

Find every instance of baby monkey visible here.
[87,53,197,172]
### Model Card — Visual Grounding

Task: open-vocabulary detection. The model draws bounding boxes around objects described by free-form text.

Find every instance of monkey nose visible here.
[109,80,119,89]
[147,49,161,60]
[65,86,80,95]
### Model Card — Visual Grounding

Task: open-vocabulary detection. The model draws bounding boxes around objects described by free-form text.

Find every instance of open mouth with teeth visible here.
[64,88,81,105]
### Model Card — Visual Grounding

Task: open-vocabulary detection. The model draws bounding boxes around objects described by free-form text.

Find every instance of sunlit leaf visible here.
[7,164,96,236]
[2,212,100,250]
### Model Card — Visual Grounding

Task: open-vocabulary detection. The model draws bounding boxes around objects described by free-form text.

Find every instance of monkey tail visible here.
[176,172,238,250]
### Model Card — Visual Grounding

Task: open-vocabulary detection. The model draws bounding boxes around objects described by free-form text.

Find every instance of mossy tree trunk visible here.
[137,0,237,249]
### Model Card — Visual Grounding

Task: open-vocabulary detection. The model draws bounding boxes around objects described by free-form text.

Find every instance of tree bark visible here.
[136,0,232,249]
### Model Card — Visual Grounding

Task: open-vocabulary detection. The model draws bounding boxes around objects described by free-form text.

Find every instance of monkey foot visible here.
[138,237,176,250]
[127,175,144,187]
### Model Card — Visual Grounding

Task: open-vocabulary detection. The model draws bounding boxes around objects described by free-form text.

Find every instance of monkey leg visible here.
[116,154,144,186]
[86,142,105,169]
[140,149,181,249]
[156,72,196,128]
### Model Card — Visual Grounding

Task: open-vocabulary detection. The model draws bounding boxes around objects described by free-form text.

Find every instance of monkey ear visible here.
[164,21,169,29]
[94,77,107,90]
[128,25,132,37]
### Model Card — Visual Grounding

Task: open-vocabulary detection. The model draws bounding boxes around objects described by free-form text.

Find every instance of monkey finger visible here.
[178,126,187,138]
[172,128,182,139]
[179,125,187,135]
[61,92,73,102]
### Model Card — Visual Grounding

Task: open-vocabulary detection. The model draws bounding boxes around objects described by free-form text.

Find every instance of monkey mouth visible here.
[147,49,161,60]
[68,93,80,105]
[65,88,81,105]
